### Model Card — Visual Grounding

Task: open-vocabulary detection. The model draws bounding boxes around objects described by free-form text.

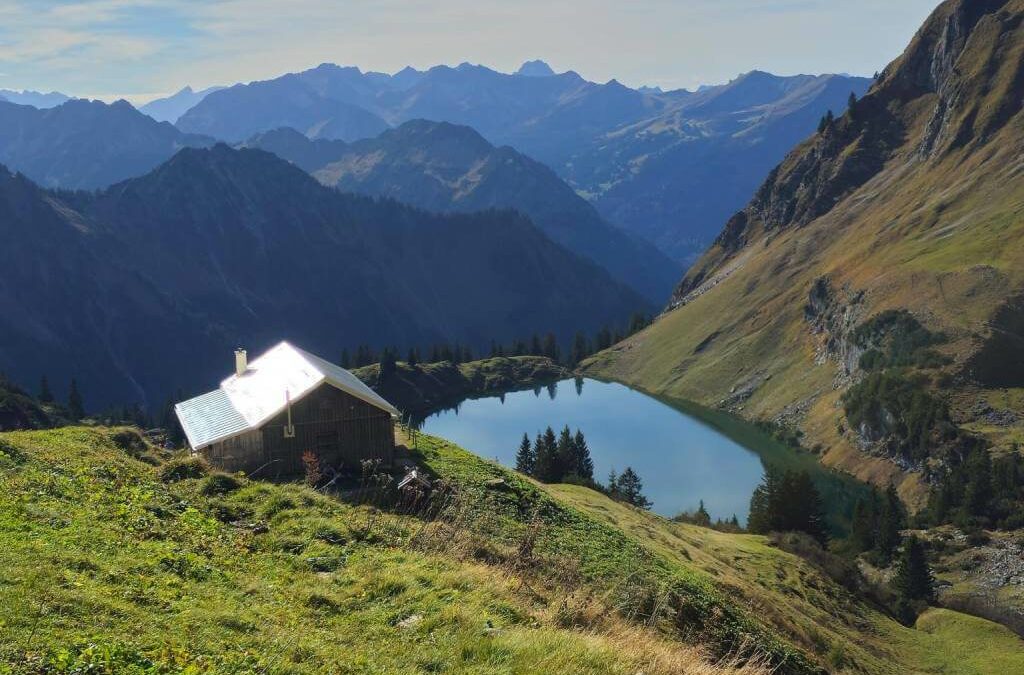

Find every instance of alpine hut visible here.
[174,341,399,476]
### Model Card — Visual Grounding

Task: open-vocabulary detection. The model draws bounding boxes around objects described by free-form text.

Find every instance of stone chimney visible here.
[235,348,247,376]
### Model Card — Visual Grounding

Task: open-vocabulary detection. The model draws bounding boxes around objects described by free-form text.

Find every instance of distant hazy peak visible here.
[516,60,556,77]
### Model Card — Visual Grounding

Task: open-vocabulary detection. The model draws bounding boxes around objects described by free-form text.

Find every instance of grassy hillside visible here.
[2,427,1021,673]
[585,0,1024,507]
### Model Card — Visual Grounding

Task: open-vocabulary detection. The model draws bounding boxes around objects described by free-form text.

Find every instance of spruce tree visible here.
[572,429,594,481]
[340,349,351,369]
[694,500,711,527]
[407,348,418,367]
[570,332,589,366]
[615,467,651,509]
[963,447,993,521]
[877,484,905,562]
[893,536,935,604]
[515,433,535,476]
[68,378,84,420]
[542,333,559,361]
[554,425,574,481]
[379,348,397,383]
[606,469,619,499]
[533,427,560,482]
[38,376,53,404]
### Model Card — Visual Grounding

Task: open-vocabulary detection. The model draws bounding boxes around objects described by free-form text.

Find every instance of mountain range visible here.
[0,145,647,408]
[0,89,71,108]
[586,0,1024,504]
[0,98,213,190]
[139,85,225,123]
[176,61,870,262]
[242,122,680,302]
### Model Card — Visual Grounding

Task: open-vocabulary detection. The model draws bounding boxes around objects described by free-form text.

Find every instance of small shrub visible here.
[158,456,209,482]
[201,471,243,496]
[302,450,322,487]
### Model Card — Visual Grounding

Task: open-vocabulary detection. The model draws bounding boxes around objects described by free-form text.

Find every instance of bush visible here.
[201,471,243,496]
[158,456,209,482]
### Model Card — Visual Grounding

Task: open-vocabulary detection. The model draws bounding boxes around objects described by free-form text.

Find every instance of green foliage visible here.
[893,536,935,607]
[608,467,651,510]
[200,471,243,496]
[514,432,535,475]
[67,378,84,420]
[748,470,828,544]
[842,371,955,464]
[158,455,209,482]
[852,309,949,371]
[927,445,1024,529]
[849,484,904,563]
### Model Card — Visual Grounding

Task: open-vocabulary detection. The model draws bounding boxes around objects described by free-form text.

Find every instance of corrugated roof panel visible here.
[174,389,249,450]
[174,341,400,450]
[294,345,399,416]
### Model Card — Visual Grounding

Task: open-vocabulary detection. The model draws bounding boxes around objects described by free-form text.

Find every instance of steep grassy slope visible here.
[0,428,768,674]
[586,0,1024,505]
[3,427,1021,673]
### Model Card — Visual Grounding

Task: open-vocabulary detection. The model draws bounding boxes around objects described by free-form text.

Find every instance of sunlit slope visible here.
[586,0,1024,502]
[3,427,1020,673]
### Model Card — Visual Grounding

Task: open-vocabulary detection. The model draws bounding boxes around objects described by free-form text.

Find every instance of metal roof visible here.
[175,341,398,450]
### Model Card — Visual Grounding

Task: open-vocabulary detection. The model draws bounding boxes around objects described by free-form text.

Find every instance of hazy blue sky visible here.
[0,0,942,102]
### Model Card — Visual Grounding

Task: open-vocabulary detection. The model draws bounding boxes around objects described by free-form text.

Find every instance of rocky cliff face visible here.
[673,0,1022,305]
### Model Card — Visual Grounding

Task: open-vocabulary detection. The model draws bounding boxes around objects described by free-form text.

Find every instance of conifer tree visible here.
[38,376,53,404]
[340,349,351,369]
[573,429,594,481]
[533,427,560,482]
[893,536,935,604]
[554,425,574,481]
[68,378,84,420]
[530,334,543,356]
[606,468,619,499]
[877,483,905,562]
[407,348,418,367]
[694,499,711,527]
[542,333,559,361]
[614,467,651,509]
[963,446,993,521]
[515,433,535,475]
[570,332,589,366]
[379,348,397,383]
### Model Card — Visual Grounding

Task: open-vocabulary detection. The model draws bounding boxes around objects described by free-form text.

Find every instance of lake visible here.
[419,378,868,530]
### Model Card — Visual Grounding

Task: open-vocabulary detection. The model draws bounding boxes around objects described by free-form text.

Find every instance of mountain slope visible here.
[585,0,1024,503]
[0,98,214,190]
[0,89,70,108]
[0,146,648,408]
[174,62,867,263]
[583,72,873,263]
[5,426,1022,674]
[139,85,224,123]
[245,121,680,303]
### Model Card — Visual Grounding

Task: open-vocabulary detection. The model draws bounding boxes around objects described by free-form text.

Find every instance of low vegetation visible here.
[3,425,1022,673]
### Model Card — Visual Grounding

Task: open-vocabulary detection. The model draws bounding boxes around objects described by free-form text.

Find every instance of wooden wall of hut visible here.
[200,383,395,476]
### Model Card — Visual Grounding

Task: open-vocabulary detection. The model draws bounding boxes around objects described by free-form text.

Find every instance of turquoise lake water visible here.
[419,378,767,523]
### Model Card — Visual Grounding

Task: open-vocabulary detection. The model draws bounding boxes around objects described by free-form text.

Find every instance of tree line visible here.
[341,311,654,373]
[514,427,651,509]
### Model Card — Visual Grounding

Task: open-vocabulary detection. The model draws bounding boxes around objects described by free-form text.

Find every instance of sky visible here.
[0,0,942,103]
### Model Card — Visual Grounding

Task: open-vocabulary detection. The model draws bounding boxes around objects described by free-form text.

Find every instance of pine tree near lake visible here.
[515,433,535,475]
[747,469,828,544]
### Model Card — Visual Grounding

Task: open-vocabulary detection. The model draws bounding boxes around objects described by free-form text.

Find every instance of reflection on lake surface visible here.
[419,378,766,523]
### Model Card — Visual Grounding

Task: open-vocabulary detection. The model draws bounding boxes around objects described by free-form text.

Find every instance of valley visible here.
[3,0,1024,672]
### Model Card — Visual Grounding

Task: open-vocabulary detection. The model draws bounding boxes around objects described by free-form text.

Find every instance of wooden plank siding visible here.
[199,383,395,476]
